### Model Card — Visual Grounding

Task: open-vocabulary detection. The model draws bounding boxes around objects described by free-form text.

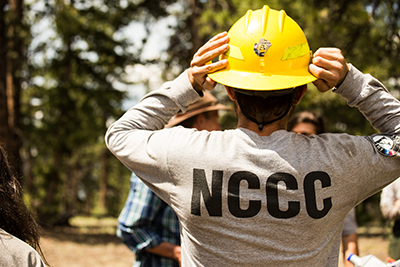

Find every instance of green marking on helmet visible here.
[281,42,309,61]
[225,45,244,61]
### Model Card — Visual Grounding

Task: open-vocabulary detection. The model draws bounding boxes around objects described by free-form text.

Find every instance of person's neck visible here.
[236,115,287,136]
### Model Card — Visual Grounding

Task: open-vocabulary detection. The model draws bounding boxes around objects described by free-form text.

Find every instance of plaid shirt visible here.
[117,173,180,267]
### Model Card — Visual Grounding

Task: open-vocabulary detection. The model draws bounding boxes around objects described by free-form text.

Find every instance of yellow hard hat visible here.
[208,5,317,91]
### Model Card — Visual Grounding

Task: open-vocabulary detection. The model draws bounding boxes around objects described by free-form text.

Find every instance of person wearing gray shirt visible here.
[0,229,45,267]
[106,6,400,267]
[0,143,47,266]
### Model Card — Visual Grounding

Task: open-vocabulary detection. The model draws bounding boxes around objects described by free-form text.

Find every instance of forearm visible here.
[335,65,400,135]
[342,233,359,267]
[105,71,201,188]
[147,241,181,264]
[107,70,200,134]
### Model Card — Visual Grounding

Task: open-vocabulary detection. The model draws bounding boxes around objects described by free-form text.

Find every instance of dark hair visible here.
[0,144,48,265]
[287,111,325,134]
[234,91,293,125]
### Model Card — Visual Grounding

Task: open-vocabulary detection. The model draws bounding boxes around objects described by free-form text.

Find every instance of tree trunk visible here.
[189,0,202,54]
[64,161,78,216]
[0,0,10,148]
[6,0,23,178]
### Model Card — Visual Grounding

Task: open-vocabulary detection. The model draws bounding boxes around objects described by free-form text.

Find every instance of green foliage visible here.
[22,0,179,222]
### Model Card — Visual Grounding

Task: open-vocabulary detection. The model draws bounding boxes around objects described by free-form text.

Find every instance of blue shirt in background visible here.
[117,173,180,267]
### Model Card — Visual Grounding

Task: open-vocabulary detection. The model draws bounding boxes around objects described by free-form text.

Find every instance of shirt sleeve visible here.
[0,229,46,267]
[105,70,202,203]
[118,176,164,252]
[334,64,400,136]
[27,250,46,267]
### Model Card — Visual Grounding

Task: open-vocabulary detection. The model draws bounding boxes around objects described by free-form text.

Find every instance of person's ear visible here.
[194,113,205,130]
[292,85,307,106]
[225,86,236,101]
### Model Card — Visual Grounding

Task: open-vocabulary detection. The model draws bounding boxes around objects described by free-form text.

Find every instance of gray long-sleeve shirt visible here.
[0,229,45,267]
[106,65,400,267]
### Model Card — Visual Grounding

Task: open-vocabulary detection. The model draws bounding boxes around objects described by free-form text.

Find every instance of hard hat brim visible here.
[208,67,317,91]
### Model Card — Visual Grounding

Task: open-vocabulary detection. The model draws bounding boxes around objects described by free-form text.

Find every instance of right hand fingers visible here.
[309,47,348,92]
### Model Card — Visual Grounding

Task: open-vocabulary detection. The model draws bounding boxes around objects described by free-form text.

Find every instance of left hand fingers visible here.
[309,62,338,92]
[309,48,349,91]
[310,78,330,93]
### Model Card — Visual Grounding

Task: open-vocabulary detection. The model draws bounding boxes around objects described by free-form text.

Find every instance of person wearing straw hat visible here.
[107,5,400,267]
[165,90,230,130]
[116,91,229,267]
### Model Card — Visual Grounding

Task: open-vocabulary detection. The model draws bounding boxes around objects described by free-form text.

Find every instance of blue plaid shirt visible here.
[117,173,180,267]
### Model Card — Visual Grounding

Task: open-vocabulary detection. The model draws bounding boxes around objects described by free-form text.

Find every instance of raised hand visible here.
[309,48,350,92]
[187,32,230,91]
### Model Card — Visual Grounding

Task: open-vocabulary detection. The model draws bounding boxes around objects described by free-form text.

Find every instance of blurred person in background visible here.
[0,144,48,267]
[381,177,400,261]
[116,91,230,267]
[287,111,359,267]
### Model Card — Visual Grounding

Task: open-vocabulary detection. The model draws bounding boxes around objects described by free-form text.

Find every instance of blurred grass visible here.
[68,216,119,235]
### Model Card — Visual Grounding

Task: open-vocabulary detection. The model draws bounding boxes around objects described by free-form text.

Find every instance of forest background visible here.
[1,0,399,227]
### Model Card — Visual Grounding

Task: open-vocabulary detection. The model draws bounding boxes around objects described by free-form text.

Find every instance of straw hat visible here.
[165,91,231,128]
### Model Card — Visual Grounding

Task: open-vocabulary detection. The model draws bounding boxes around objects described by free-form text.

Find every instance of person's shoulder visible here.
[0,228,45,267]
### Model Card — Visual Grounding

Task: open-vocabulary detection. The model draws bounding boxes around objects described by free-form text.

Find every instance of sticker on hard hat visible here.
[225,45,244,60]
[368,134,400,157]
[253,39,271,57]
[281,42,309,61]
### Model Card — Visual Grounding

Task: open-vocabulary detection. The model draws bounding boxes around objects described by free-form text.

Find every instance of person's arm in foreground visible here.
[310,48,400,135]
[105,33,229,181]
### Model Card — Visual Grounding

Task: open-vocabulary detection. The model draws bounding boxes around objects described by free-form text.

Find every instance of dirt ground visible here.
[39,217,391,267]
[40,217,134,267]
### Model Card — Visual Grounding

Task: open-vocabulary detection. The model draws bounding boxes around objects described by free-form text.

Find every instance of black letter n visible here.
[191,169,222,216]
